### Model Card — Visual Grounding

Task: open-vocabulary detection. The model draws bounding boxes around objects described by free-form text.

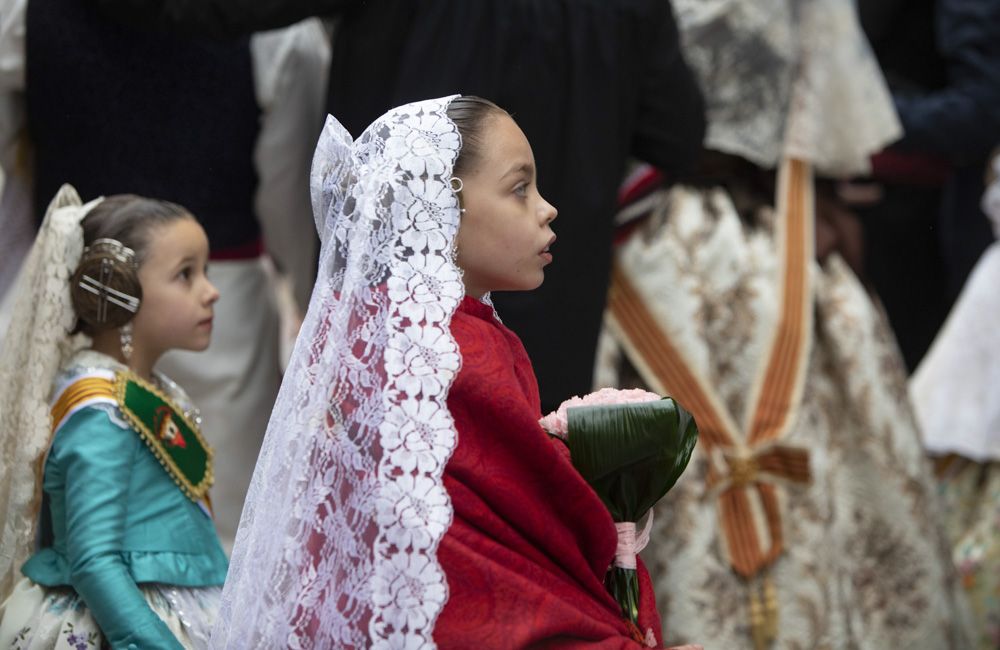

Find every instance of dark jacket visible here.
[858,0,1000,370]
[91,0,707,409]
[30,0,261,250]
[892,0,1000,296]
[882,0,1000,164]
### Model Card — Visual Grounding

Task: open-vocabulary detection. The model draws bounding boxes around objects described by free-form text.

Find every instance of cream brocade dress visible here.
[594,185,974,649]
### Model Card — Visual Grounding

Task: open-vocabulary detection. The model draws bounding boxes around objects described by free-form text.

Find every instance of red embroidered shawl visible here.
[435,297,662,648]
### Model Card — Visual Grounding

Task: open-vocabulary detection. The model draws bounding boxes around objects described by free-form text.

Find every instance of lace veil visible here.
[212,97,466,648]
[0,184,98,598]
[673,0,902,174]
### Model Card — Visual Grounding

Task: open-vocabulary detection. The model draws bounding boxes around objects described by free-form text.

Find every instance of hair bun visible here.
[70,238,142,332]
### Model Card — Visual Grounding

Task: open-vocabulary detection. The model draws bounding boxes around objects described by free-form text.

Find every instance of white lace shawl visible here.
[211,97,465,649]
[673,0,902,175]
[0,185,97,599]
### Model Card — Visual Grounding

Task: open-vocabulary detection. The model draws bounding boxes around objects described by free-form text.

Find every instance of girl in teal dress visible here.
[0,186,228,649]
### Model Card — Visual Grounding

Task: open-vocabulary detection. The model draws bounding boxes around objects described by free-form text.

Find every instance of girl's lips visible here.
[198,317,214,328]
[540,234,556,264]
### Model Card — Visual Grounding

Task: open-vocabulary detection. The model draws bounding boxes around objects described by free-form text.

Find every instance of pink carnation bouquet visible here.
[540,388,699,637]
[539,387,664,439]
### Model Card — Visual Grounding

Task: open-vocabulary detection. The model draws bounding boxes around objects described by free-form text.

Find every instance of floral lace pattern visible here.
[213,97,464,648]
[0,186,95,600]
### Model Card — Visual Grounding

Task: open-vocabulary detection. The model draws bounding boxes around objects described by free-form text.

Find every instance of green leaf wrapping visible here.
[566,398,699,523]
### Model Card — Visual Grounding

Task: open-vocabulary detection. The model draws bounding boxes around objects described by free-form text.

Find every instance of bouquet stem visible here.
[607,565,640,626]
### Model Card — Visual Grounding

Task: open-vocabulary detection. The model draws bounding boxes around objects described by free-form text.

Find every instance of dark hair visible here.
[70,194,193,334]
[447,95,509,177]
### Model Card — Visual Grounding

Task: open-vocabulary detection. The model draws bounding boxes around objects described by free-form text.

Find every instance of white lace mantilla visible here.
[213,97,464,648]
[0,186,96,601]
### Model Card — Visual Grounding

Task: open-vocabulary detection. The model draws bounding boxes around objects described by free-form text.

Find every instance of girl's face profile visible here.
[454,114,557,298]
[131,217,219,358]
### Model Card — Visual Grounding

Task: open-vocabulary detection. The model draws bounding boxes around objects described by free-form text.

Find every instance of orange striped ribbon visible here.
[50,376,116,432]
[607,158,814,579]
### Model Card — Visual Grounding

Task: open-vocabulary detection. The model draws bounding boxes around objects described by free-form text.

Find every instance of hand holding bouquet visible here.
[540,388,699,636]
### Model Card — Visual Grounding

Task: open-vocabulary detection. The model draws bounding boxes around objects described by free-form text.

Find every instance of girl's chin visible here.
[181,338,212,352]
[464,270,545,296]
[509,275,545,293]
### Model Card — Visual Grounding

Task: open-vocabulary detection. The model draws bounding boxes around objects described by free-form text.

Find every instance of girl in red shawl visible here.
[211,96,697,649]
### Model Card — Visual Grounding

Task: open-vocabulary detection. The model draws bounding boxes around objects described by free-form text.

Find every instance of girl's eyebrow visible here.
[500,162,534,180]
[171,255,197,270]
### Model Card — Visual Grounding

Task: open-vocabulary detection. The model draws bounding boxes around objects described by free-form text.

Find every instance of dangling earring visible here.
[120,322,134,363]
[450,176,467,215]
[449,176,466,276]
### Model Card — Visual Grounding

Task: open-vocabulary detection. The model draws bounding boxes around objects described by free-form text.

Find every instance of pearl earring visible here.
[120,322,134,362]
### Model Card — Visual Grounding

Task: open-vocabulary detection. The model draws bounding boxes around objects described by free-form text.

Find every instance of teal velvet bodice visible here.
[22,397,227,649]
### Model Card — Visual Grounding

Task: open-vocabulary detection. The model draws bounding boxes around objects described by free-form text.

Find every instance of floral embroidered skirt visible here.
[0,578,220,649]
[936,458,1000,650]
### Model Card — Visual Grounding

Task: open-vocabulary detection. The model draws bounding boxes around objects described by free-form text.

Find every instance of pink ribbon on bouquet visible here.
[613,511,654,570]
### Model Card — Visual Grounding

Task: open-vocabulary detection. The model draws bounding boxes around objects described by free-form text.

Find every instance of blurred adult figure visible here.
[0,0,329,551]
[84,0,708,412]
[0,13,34,335]
[594,0,973,646]
[854,0,1000,370]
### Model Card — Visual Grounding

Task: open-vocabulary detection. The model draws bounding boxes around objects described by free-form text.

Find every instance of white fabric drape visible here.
[911,155,1000,462]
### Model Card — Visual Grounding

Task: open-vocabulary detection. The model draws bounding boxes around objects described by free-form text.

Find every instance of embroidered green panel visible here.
[114,371,214,501]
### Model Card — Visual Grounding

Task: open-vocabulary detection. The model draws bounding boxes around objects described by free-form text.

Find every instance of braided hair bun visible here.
[69,194,192,335]
[70,239,142,332]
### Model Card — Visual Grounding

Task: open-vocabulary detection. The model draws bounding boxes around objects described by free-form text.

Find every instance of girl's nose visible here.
[205,280,220,305]
[540,197,557,224]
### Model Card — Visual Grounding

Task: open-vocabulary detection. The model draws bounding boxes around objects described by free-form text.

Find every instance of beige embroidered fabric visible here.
[671,0,900,175]
[594,185,974,648]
